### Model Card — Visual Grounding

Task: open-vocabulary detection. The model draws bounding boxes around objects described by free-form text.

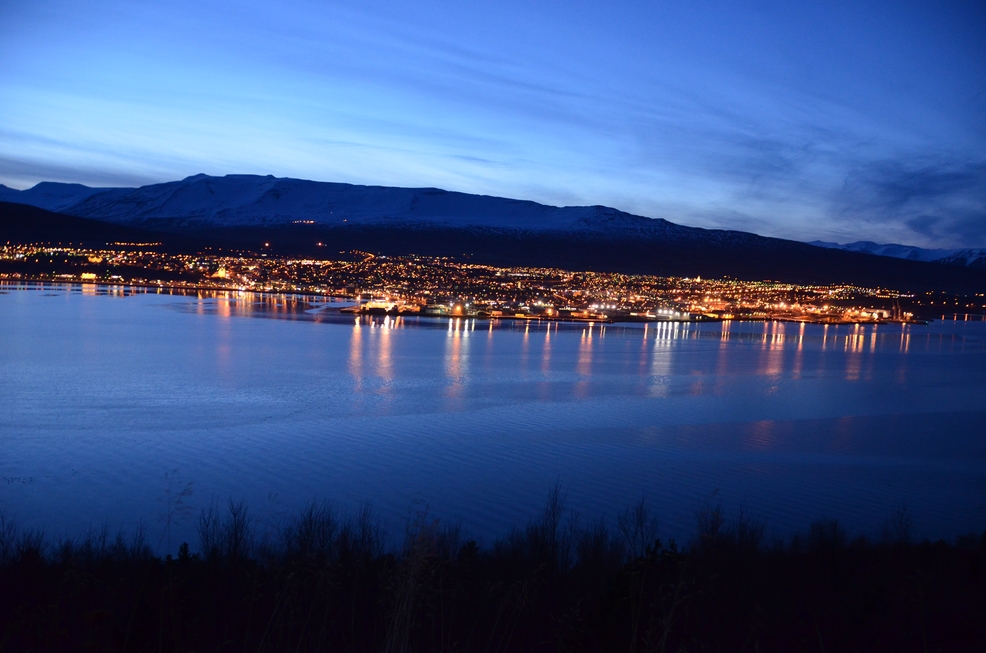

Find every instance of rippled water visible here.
[2,283,985,550]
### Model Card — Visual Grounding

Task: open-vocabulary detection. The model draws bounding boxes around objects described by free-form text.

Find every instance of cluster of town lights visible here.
[2,244,979,325]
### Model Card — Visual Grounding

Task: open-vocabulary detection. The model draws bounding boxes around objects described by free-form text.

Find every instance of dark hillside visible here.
[0,202,201,252]
[190,222,986,292]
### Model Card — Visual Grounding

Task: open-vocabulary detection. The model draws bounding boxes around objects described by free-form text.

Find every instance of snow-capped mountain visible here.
[3,174,983,278]
[809,241,986,268]
[0,173,748,242]
[1,174,646,230]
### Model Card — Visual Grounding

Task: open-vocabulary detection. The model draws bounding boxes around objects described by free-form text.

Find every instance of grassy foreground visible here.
[1,489,984,652]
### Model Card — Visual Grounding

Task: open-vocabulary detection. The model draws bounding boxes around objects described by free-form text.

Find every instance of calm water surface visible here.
[2,283,985,550]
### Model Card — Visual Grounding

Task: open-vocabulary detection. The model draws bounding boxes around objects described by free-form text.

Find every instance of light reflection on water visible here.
[1,282,985,552]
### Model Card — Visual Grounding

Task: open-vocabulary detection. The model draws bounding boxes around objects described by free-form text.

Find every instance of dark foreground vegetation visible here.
[2,490,984,652]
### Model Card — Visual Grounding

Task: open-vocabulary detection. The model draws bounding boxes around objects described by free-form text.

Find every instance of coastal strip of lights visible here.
[2,244,983,323]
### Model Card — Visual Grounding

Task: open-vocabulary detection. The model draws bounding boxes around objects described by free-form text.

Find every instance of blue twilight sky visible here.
[1,0,984,247]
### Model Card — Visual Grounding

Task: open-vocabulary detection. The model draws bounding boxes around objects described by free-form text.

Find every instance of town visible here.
[3,243,984,324]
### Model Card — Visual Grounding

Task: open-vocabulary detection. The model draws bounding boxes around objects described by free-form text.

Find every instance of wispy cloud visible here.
[0,155,152,189]
[0,0,983,246]
[832,160,986,246]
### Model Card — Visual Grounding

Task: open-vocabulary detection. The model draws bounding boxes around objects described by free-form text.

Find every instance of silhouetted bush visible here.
[0,495,984,652]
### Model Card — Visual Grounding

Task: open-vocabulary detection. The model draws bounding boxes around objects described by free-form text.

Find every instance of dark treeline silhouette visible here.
[1,488,984,652]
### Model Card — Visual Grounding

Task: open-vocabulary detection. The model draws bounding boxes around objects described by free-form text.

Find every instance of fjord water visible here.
[2,284,984,550]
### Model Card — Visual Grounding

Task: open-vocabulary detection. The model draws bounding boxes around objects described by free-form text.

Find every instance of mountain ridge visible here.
[0,181,124,213]
[0,174,769,243]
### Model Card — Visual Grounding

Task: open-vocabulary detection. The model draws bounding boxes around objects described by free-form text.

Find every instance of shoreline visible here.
[4,276,984,325]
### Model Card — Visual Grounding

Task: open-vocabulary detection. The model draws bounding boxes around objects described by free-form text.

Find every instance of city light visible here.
[1,244,976,325]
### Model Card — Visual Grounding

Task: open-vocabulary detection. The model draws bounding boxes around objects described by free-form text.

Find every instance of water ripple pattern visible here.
[1,283,984,550]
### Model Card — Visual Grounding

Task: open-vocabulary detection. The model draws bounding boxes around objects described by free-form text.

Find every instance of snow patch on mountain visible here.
[0,182,124,213]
